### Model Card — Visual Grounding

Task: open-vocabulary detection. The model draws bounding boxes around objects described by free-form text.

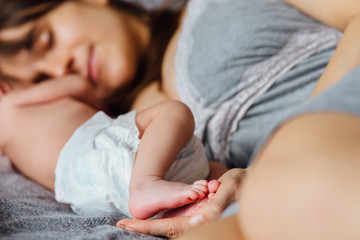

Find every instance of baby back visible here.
[0,95,96,190]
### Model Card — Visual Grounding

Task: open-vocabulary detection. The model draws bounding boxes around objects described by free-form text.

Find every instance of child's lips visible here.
[88,46,98,86]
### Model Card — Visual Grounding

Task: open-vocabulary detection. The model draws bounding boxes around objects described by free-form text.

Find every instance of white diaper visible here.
[55,111,209,217]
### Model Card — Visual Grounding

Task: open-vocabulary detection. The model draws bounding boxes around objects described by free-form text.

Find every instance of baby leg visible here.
[129,101,209,219]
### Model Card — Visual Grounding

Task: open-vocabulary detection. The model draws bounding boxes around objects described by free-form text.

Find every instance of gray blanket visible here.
[0,163,162,240]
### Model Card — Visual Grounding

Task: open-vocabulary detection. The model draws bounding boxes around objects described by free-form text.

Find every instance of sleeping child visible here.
[0,79,224,219]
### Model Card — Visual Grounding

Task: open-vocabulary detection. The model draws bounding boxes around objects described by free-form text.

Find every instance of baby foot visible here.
[129,179,208,219]
[118,180,221,231]
[207,179,220,199]
[161,179,221,218]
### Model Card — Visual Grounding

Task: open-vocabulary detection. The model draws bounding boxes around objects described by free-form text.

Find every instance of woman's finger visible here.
[117,217,193,238]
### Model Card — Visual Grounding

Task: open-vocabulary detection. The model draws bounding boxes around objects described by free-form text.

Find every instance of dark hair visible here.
[0,0,183,116]
[0,0,66,55]
[104,1,183,116]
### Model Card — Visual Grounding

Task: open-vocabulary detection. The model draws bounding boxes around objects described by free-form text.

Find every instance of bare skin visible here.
[117,168,244,236]
[239,113,360,240]
[1,0,360,237]
[176,113,360,240]
[0,86,96,189]
[124,179,220,223]
[173,0,360,238]
[117,0,360,236]
[130,180,209,220]
[0,83,219,219]
[176,215,246,240]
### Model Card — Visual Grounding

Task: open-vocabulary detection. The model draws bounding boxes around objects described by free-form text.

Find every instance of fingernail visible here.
[126,226,136,233]
[116,223,125,229]
[189,214,205,227]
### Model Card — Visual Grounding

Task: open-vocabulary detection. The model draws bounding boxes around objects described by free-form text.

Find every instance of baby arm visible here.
[5,75,100,108]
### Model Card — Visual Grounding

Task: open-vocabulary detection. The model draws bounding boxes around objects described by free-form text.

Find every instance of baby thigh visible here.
[238,112,360,240]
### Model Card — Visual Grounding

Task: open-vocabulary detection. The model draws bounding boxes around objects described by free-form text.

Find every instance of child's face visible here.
[0,0,148,102]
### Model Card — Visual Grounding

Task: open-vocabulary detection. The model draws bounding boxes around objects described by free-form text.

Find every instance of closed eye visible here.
[32,29,54,53]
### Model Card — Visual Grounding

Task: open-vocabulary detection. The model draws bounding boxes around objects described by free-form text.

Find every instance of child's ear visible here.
[0,81,11,94]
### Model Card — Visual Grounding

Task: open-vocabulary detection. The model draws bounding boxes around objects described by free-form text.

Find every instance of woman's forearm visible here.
[310,13,360,97]
[283,0,360,30]
[283,0,360,97]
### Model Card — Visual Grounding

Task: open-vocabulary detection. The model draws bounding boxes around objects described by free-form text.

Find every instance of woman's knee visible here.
[238,113,360,240]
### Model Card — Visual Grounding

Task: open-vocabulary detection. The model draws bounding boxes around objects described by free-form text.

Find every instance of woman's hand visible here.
[116,168,246,238]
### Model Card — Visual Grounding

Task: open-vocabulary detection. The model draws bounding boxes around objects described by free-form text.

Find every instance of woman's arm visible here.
[283,0,360,30]
[284,0,360,97]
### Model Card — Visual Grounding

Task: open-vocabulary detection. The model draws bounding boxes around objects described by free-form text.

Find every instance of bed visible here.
[0,153,165,240]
